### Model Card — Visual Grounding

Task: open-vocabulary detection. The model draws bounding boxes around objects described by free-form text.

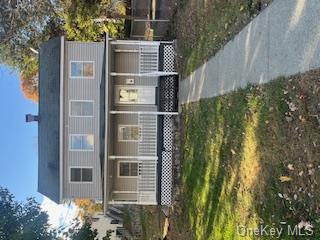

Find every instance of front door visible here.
[115,86,156,105]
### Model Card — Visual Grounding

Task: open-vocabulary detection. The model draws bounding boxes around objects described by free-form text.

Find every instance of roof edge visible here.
[104,32,110,212]
[59,36,65,203]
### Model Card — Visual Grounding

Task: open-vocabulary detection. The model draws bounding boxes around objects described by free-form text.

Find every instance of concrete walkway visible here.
[179,0,320,104]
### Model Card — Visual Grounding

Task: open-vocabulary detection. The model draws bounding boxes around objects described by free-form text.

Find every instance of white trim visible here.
[104,33,109,213]
[110,71,178,77]
[110,110,179,115]
[59,36,65,203]
[69,60,95,79]
[69,166,94,183]
[112,191,138,194]
[110,40,160,46]
[108,200,158,205]
[109,156,158,160]
[114,49,139,53]
[117,161,139,178]
[117,124,142,142]
[69,134,94,151]
[69,100,94,117]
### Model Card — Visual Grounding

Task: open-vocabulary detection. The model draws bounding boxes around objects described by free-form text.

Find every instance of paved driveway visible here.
[179,0,320,104]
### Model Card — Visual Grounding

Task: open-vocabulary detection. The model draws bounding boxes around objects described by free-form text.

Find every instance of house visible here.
[33,34,178,211]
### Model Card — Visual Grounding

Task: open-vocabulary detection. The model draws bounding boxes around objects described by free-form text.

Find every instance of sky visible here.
[0,65,78,228]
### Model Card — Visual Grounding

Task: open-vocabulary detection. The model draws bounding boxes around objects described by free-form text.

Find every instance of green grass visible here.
[174,0,272,77]
[172,70,320,239]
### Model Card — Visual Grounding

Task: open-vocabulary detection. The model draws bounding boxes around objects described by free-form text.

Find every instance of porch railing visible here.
[137,114,158,203]
[139,46,159,73]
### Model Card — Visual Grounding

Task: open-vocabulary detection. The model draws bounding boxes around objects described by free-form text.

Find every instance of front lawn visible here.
[171,70,320,239]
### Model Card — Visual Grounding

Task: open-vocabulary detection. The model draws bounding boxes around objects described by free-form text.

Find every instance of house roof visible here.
[38,37,61,203]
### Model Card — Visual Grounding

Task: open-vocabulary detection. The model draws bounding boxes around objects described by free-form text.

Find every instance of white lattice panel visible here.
[163,45,176,72]
[161,115,174,205]
[161,151,173,205]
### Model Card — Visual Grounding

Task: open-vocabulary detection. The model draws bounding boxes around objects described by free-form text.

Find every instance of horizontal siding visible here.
[112,160,138,191]
[113,114,139,156]
[63,42,104,200]
[112,44,139,51]
[112,193,137,201]
[112,76,158,86]
[114,105,158,111]
[114,52,139,73]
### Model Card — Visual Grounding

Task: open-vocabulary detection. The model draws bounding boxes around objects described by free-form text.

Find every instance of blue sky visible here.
[0,65,41,202]
[0,65,79,228]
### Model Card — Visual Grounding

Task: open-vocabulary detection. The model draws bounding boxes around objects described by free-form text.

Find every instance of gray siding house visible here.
[36,34,178,209]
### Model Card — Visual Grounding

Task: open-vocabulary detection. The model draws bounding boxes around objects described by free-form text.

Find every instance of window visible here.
[119,89,138,103]
[70,135,94,151]
[70,61,94,78]
[70,168,93,182]
[118,162,138,177]
[118,125,141,141]
[70,101,94,117]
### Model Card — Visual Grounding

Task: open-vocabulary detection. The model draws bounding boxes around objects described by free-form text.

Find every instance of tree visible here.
[68,220,98,240]
[59,0,125,41]
[0,0,63,102]
[0,187,56,240]
[74,198,103,221]
[102,230,113,240]
[0,0,61,69]
[67,218,114,240]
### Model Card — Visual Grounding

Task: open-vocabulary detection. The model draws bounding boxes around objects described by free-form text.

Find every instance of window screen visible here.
[70,135,94,150]
[70,61,94,78]
[119,162,138,177]
[119,89,138,103]
[70,101,94,116]
[70,168,92,182]
[118,126,141,141]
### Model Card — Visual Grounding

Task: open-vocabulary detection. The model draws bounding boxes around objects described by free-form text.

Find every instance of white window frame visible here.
[69,60,95,79]
[114,85,156,105]
[118,125,142,142]
[69,100,94,117]
[117,161,139,178]
[69,167,94,183]
[69,134,94,151]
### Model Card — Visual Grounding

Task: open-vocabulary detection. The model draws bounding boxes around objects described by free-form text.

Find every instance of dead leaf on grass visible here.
[287,164,294,170]
[288,102,298,111]
[231,149,236,155]
[285,116,293,123]
[298,221,313,231]
[279,176,292,182]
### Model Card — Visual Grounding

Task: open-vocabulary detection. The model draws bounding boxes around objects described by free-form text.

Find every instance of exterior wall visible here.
[114,52,139,73]
[62,41,104,200]
[112,114,139,156]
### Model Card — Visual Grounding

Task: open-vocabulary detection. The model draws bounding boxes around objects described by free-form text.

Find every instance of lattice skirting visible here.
[159,43,176,72]
[159,76,179,112]
[160,115,175,205]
